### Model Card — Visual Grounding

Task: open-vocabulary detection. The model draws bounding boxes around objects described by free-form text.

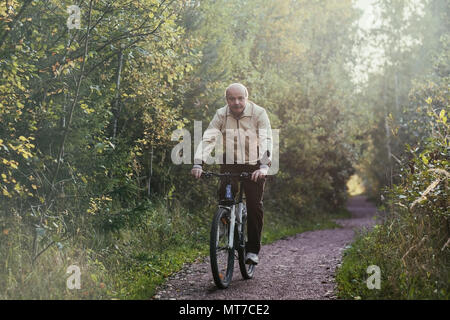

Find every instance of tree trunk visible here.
[113,50,124,139]
[147,146,153,197]
[52,0,93,189]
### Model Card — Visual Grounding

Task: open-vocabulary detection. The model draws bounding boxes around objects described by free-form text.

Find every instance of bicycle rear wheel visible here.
[237,206,255,279]
[210,207,235,289]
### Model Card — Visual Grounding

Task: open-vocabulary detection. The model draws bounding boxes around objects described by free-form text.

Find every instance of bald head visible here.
[225,83,249,99]
[225,83,248,118]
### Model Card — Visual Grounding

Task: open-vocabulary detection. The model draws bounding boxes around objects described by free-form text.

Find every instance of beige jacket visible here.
[194,101,272,167]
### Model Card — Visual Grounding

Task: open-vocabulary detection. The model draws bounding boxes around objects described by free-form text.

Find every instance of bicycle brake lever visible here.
[202,172,212,178]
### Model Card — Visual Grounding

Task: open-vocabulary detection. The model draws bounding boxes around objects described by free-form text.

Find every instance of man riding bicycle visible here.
[191,83,273,265]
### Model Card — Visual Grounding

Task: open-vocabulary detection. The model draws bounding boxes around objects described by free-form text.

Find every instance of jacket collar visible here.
[226,101,253,118]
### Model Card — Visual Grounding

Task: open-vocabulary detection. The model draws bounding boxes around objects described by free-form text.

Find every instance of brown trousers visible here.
[218,164,266,254]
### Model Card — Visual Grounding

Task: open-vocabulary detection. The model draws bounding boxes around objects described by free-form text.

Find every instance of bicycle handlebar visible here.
[201,171,251,179]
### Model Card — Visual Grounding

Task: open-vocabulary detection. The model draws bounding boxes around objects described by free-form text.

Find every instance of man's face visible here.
[226,86,247,117]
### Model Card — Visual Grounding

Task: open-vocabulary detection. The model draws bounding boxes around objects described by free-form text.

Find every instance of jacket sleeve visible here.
[257,110,273,168]
[193,110,224,166]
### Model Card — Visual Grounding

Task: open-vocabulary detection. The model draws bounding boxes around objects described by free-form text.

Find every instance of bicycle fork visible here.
[224,203,244,250]
[227,205,236,250]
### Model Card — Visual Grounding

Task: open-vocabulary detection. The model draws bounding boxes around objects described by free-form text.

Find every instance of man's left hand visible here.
[251,167,268,182]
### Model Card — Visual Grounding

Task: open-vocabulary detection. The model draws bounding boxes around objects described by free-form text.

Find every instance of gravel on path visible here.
[153,195,380,300]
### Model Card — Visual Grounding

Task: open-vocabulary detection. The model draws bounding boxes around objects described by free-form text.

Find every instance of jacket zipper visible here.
[236,118,244,164]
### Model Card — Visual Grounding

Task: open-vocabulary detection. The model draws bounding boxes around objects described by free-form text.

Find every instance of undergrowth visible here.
[336,101,449,300]
[0,197,351,299]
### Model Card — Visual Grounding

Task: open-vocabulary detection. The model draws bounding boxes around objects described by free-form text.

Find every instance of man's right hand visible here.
[191,167,203,179]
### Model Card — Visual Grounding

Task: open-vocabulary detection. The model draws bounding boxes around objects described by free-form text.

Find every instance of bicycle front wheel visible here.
[210,207,235,289]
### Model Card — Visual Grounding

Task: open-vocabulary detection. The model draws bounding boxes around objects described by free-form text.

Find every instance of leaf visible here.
[439,109,447,124]
[2,188,10,197]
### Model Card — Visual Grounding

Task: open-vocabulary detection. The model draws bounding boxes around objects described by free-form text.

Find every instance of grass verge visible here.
[1,200,352,299]
[335,211,449,300]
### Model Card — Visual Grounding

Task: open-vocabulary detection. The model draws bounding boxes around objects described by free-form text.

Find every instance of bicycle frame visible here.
[218,201,246,250]
[204,172,248,250]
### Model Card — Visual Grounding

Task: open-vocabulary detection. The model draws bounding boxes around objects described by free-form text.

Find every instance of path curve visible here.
[153,195,379,300]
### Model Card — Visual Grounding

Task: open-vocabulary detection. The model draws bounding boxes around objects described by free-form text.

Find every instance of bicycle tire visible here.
[237,205,255,279]
[210,207,235,289]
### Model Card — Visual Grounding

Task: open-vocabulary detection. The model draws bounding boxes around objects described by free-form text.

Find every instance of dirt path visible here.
[153,195,379,300]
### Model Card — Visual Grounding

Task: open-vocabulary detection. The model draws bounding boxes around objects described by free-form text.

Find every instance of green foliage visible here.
[6,0,442,300]
[337,0,449,299]
[356,0,449,199]
[337,78,449,299]
[0,0,200,299]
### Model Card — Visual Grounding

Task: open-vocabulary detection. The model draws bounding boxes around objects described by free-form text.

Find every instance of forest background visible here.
[0,0,448,299]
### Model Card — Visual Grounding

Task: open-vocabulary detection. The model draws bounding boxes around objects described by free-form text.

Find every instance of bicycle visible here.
[201,171,256,289]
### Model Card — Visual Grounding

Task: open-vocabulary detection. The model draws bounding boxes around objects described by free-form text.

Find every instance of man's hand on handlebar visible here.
[251,167,268,182]
[191,166,203,179]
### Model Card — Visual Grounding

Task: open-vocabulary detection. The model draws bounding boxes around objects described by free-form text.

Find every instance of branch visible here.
[77,0,115,45]
[40,0,175,75]
[83,19,165,77]
[0,0,33,48]
[32,240,55,265]
[51,0,94,189]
